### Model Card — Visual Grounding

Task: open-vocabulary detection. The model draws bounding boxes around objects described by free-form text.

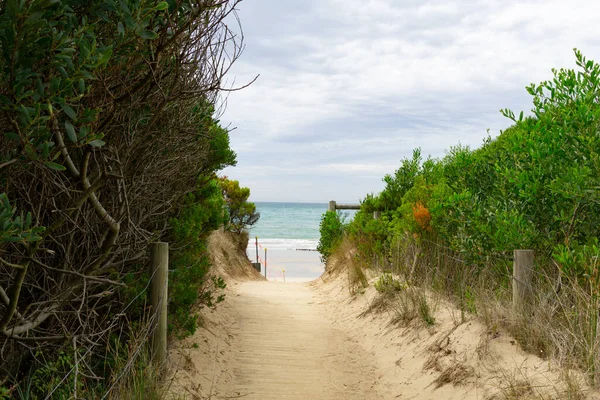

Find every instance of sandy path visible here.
[219,281,381,399]
[169,232,600,399]
[170,275,600,399]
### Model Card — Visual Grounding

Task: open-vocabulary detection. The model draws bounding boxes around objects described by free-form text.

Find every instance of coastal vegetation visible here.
[320,49,600,386]
[317,210,346,263]
[0,0,257,398]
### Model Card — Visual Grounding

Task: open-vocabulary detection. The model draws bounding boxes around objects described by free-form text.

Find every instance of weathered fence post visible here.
[150,242,168,367]
[373,211,381,220]
[255,236,259,263]
[328,201,336,212]
[513,249,534,311]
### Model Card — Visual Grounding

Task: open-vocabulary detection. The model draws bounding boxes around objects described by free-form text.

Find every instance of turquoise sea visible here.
[246,202,355,282]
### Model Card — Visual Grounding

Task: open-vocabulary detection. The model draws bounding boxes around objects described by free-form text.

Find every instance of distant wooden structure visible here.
[328,201,360,212]
[328,200,381,219]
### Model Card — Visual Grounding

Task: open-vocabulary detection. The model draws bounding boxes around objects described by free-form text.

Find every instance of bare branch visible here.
[0,158,17,169]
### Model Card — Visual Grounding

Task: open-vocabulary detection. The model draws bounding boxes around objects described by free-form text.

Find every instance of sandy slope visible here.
[168,232,600,399]
[313,269,600,400]
[166,231,264,399]
[170,278,600,399]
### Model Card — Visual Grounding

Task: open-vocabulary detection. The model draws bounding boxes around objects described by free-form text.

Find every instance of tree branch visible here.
[29,258,126,287]
[0,158,17,169]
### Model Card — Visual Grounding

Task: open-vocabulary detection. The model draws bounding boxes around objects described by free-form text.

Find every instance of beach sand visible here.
[168,232,600,399]
[248,245,324,282]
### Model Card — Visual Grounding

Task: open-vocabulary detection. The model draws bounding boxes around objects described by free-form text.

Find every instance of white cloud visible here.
[221,0,600,202]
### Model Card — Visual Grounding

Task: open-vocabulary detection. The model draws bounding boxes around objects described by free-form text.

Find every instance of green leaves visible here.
[61,103,77,120]
[168,178,228,337]
[317,211,346,263]
[500,108,516,122]
[64,121,77,142]
[155,2,169,11]
[0,0,253,390]
[0,193,45,244]
[17,105,32,125]
[35,78,45,98]
[138,30,158,40]
[88,139,105,147]
[341,49,600,272]
[50,77,61,92]
[218,177,259,234]
[4,132,20,141]
[44,161,66,171]
[57,65,68,78]
[97,46,113,66]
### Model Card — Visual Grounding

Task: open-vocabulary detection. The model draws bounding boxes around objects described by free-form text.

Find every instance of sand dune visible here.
[168,232,600,399]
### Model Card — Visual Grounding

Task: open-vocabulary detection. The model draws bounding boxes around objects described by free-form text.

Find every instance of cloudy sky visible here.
[220,0,600,203]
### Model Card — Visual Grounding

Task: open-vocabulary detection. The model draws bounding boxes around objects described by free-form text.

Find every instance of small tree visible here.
[218,177,259,234]
[317,211,346,263]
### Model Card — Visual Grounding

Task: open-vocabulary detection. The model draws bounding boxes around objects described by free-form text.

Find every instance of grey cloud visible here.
[221,0,600,203]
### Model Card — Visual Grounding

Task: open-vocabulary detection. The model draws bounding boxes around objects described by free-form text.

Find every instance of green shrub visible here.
[343,49,600,383]
[0,0,248,395]
[317,211,346,263]
[418,295,436,327]
[218,177,260,234]
[374,273,404,293]
[168,178,228,338]
[347,49,600,270]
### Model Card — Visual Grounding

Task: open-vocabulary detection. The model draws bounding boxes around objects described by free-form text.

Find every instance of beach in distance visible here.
[247,202,355,281]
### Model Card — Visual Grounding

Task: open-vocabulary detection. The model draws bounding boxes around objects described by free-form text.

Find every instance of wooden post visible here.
[255,236,259,264]
[328,200,336,212]
[373,211,381,220]
[513,250,534,311]
[150,242,168,367]
[264,248,267,279]
[336,204,360,210]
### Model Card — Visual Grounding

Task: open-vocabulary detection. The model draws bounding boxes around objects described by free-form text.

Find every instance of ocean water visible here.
[245,202,339,282]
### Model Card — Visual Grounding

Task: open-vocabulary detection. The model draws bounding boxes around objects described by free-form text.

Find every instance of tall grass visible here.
[325,238,368,294]
[373,234,600,387]
[103,344,169,400]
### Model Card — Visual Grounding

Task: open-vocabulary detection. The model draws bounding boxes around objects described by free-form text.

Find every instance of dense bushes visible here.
[219,176,260,235]
[0,0,249,397]
[331,49,600,279]
[168,176,259,338]
[168,178,227,337]
[317,49,600,384]
[317,211,346,263]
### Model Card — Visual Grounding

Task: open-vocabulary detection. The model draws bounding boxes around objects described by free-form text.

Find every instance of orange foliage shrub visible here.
[413,202,432,232]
